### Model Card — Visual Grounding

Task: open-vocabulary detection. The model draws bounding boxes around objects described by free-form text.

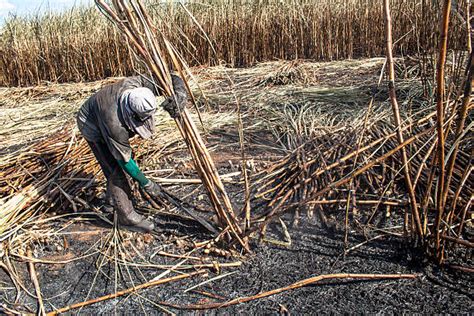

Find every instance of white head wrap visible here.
[120,87,156,139]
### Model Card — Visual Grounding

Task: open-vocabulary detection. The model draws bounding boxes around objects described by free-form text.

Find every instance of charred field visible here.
[0,58,472,314]
[3,211,473,314]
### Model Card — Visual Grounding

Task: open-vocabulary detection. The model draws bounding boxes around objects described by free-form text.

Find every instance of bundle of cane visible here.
[95,0,248,251]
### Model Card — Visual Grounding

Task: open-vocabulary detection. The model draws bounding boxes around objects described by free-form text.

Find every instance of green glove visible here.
[117,158,149,187]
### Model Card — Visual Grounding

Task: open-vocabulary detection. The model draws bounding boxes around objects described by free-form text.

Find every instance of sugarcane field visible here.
[0,0,472,314]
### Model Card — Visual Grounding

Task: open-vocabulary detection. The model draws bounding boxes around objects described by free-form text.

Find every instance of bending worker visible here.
[77,74,187,232]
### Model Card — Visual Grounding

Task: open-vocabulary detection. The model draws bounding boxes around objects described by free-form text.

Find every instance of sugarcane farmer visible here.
[77,74,187,232]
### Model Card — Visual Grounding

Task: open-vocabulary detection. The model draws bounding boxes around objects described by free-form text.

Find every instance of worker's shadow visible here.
[50,156,212,238]
[76,194,213,239]
[150,209,213,238]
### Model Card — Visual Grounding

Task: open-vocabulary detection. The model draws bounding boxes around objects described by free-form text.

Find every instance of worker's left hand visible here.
[160,95,186,119]
[161,74,188,119]
[143,180,164,200]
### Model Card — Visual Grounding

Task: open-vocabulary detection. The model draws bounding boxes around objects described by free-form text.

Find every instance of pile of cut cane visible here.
[95,0,248,251]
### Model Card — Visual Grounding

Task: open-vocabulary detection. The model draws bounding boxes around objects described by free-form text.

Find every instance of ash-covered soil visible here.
[1,210,472,314]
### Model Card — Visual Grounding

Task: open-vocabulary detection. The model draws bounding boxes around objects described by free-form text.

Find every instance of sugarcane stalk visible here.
[467,0,472,53]
[26,248,46,316]
[434,0,452,263]
[47,270,205,315]
[443,49,473,207]
[456,195,473,238]
[383,0,423,238]
[161,273,417,310]
[234,90,251,230]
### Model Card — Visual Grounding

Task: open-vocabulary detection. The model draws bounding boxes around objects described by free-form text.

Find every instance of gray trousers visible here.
[87,141,135,220]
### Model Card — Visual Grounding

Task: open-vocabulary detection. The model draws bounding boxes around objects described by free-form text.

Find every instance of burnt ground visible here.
[1,210,472,314]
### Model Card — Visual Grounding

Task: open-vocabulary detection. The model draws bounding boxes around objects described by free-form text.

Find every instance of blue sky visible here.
[0,0,93,21]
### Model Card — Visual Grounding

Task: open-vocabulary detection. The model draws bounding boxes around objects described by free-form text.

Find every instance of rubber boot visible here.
[108,176,155,233]
[102,190,114,214]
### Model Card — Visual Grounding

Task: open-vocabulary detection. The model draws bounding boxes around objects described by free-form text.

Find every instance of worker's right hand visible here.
[143,180,163,200]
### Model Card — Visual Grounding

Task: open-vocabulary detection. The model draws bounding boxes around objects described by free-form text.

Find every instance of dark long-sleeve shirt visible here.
[77,76,161,162]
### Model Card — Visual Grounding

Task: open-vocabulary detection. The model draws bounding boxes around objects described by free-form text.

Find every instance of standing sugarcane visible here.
[434,0,452,263]
[383,0,423,238]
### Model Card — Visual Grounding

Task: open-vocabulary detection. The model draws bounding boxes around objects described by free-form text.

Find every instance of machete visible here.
[144,187,219,234]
